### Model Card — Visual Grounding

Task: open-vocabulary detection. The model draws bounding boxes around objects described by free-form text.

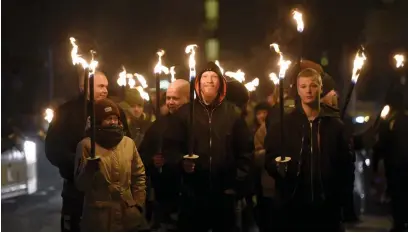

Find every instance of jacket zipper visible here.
[317,120,326,200]
[309,120,314,202]
[205,108,215,188]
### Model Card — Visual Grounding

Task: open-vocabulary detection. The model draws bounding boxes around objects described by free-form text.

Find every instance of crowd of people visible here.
[45,60,408,231]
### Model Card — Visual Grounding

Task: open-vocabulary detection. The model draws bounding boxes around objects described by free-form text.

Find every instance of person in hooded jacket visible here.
[74,98,147,231]
[265,68,353,231]
[45,72,132,231]
[162,61,253,231]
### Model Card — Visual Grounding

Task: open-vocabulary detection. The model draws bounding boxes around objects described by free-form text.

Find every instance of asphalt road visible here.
[0,141,392,231]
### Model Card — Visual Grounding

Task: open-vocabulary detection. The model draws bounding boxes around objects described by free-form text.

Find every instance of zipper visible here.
[205,108,215,188]
[317,120,326,200]
[309,120,314,202]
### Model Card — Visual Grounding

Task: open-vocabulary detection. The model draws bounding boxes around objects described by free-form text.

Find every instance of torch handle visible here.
[155,73,161,120]
[89,72,96,159]
[83,70,89,131]
[279,79,285,161]
[340,83,356,120]
[188,77,195,157]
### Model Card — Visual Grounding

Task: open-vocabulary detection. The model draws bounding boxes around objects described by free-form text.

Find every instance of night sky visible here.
[2,0,407,118]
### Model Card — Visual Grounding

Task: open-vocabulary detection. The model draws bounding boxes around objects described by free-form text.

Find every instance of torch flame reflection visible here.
[394,54,405,68]
[351,50,367,84]
[292,10,304,33]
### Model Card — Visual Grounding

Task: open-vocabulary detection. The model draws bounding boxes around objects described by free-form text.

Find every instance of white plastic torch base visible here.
[275,157,292,163]
[183,154,199,159]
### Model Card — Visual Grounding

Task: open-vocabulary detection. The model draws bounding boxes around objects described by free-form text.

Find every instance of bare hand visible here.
[183,159,195,173]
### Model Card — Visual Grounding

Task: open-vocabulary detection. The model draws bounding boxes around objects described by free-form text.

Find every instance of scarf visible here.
[95,125,124,149]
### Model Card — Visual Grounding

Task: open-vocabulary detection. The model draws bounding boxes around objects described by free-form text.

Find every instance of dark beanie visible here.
[197,61,224,81]
[95,98,121,125]
[225,80,249,109]
[125,89,144,107]
[321,72,336,97]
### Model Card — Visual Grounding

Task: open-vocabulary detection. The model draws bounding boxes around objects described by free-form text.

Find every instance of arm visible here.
[131,145,147,207]
[74,139,96,192]
[162,107,188,165]
[45,107,77,180]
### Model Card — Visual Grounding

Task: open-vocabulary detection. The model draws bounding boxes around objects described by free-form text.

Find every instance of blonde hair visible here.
[297,68,322,86]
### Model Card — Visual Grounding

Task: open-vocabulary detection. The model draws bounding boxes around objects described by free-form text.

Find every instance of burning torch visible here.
[292,9,304,64]
[184,44,199,160]
[225,69,246,83]
[170,66,176,82]
[340,49,367,119]
[70,37,99,159]
[270,43,292,163]
[154,50,169,120]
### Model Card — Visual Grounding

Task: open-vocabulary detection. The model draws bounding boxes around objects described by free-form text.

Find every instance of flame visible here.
[269,72,279,85]
[69,37,98,72]
[394,54,405,68]
[117,67,127,87]
[136,86,150,101]
[380,105,390,119]
[351,50,367,84]
[44,108,54,123]
[245,78,259,92]
[292,10,304,33]
[128,77,136,89]
[215,60,224,74]
[170,66,176,82]
[225,69,245,83]
[134,73,148,89]
[270,43,292,79]
[154,49,170,75]
[185,44,198,79]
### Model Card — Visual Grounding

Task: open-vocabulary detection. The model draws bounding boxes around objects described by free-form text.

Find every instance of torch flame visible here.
[136,86,150,101]
[185,44,198,79]
[134,73,148,89]
[270,43,292,79]
[245,78,259,92]
[154,49,170,74]
[170,66,176,82]
[292,10,304,33]
[380,105,390,119]
[117,67,127,87]
[215,60,224,74]
[351,50,367,84]
[128,77,136,89]
[225,69,245,83]
[394,54,405,68]
[44,108,54,123]
[70,37,98,72]
[269,72,279,85]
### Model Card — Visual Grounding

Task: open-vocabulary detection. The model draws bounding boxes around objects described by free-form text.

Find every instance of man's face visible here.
[321,90,338,108]
[297,76,322,105]
[102,115,119,127]
[91,74,109,101]
[166,87,187,114]
[131,104,144,118]
[200,71,220,101]
[256,110,268,124]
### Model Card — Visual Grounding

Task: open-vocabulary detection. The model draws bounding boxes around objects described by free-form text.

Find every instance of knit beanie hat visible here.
[125,89,144,107]
[95,98,121,125]
[225,79,249,109]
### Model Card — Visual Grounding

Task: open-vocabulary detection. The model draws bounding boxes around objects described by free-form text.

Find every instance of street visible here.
[1,141,392,232]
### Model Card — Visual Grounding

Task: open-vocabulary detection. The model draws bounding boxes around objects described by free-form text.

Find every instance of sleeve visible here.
[44,106,77,180]
[264,121,282,179]
[138,121,157,168]
[74,139,95,192]
[230,117,254,195]
[162,107,189,165]
[131,145,147,207]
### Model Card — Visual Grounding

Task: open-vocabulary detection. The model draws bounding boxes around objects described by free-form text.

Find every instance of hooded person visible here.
[162,61,253,231]
[264,68,353,231]
[74,98,148,231]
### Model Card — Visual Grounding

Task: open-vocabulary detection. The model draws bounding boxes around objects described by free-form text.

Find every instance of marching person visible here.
[265,68,353,231]
[74,98,147,231]
[45,72,131,231]
[162,61,253,231]
[138,79,190,231]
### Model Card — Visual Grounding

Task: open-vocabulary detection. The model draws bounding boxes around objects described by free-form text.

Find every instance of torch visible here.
[184,44,199,160]
[117,67,128,100]
[270,43,292,163]
[154,50,170,120]
[170,66,176,82]
[292,9,304,64]
[70,37,99,159]
[340,49,367,119]
[215,60,225,75]
[244,78,260,92]
[225,69,246,83]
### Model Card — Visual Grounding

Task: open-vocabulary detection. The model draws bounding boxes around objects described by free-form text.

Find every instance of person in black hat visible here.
[162,61,253,231]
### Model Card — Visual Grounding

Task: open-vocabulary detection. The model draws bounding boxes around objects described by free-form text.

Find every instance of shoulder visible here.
[122,136,136,147]
[77,137,91,150]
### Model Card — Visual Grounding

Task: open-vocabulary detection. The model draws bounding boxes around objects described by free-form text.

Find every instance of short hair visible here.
[297,68,322,86]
